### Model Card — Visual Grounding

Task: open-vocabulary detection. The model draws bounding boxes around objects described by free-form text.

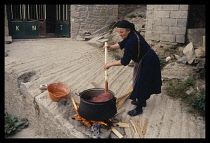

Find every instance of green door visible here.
[7,4,45,38]
[55,4,70,37]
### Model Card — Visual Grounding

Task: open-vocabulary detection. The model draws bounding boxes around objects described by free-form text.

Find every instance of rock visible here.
[75,36,85,41]
[97,39,109,43]
[196,62,205,69]
[174,54,180,60]
[178,46,184,52]
[186,87,195,95]
[166,56,172,62]
[87,36,104,48]
[177,56,187,64]
[195,47,205,58]
[183,42,196,64]
[162,62,194,80]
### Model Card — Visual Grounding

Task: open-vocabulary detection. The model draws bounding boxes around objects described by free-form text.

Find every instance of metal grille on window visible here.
[26,4,45,21]
[10,4,23,21]
[56,4,68,21]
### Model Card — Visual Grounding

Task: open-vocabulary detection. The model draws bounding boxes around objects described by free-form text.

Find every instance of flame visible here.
[73,105,111,127]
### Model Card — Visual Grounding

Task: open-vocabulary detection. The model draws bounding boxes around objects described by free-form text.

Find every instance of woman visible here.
[104,20,162,116]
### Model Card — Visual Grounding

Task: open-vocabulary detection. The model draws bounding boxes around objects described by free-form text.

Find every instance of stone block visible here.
[160,34,176,42]
[145,32,160,41]
[146,10,154,18]
[170,11,188,18]
[162,5,179,10]
[155,10,170,18]
[153,26,169,34]
[147,5,162,10]
[153,18,162,26]
[161,18,177,26]
[179,5,189,10]
[177,18,187,27]
[169,27,186,35]
[176,35,185,43]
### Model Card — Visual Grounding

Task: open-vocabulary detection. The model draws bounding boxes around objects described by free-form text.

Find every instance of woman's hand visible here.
[104,63,112,70]
[104,60,122,70]
[104,45,111,50]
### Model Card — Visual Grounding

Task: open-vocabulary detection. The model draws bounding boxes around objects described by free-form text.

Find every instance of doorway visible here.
[46,5,56,37]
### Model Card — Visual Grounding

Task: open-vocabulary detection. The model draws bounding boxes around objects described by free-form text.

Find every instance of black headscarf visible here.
[116,20,136,31]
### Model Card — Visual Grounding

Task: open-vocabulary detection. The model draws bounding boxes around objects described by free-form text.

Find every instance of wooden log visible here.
[122,118,133,138]
[139,116,143,133]
[91,82,101,88]
[143,118,149,135]
[116,87,132,109]
[130,119,137,133]
[70,94,78,111]
[113,122,130,128]
[111,127,123,138]
[131,117,143,138]
[116,87,132,103]
[115,108,125,116]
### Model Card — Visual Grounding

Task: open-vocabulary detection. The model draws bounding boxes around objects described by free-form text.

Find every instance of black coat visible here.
[118,31,162,101]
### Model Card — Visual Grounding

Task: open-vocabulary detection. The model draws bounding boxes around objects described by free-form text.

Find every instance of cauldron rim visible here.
[79,88,115,103]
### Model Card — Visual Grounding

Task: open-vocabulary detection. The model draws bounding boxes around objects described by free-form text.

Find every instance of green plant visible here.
[165,79,188,98]
[159,56,166,69]
[114,54,121,60]
[138,14,143,18]
[199,69,205,79]
[190,89,205,113]
[184,76,196,86]
[5,112,28,137]
[165,77,205,117]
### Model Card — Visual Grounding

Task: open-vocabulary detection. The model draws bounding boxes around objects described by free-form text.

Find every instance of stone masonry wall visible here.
[118,5,138,18]
[145,5,189,43]
[70,5,118,39]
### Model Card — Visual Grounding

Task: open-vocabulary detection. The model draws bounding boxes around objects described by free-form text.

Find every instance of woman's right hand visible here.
[104,45,111,50]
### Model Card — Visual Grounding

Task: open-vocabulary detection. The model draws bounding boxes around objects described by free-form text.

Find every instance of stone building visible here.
[5,4,205,44]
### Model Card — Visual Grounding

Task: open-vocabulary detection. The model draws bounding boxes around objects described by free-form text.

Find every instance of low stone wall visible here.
[145,5,189,43]
[5,69,86,138]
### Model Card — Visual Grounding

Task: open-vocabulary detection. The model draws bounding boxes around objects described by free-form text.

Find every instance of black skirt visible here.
[129,49,162,101]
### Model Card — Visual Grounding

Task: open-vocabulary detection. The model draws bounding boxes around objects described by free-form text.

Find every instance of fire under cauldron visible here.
[78,88,117,121]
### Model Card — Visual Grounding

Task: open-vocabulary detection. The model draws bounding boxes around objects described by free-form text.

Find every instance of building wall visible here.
[145,5,189,43]
[70,5,118,38]
[5,5,9,37]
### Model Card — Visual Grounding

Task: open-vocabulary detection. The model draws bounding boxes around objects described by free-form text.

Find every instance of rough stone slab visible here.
[187,28,205,48]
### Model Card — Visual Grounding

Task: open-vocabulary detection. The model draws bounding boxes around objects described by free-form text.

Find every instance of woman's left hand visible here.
[104,63,112,70]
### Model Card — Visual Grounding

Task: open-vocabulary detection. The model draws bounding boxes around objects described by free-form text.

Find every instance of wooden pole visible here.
[104,42,108,92]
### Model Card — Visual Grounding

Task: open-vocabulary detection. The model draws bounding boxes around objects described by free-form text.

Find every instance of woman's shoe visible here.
[131,100,138,105]
[131,100,147,107]
[127,107,143,116]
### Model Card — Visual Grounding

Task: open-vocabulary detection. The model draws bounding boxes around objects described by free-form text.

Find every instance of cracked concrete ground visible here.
[5,38,205,138]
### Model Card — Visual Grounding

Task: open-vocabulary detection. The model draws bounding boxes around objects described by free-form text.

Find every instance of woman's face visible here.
[117,28,131,39]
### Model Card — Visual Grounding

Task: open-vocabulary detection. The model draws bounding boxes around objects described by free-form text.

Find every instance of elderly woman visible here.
[104,20,162,116]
